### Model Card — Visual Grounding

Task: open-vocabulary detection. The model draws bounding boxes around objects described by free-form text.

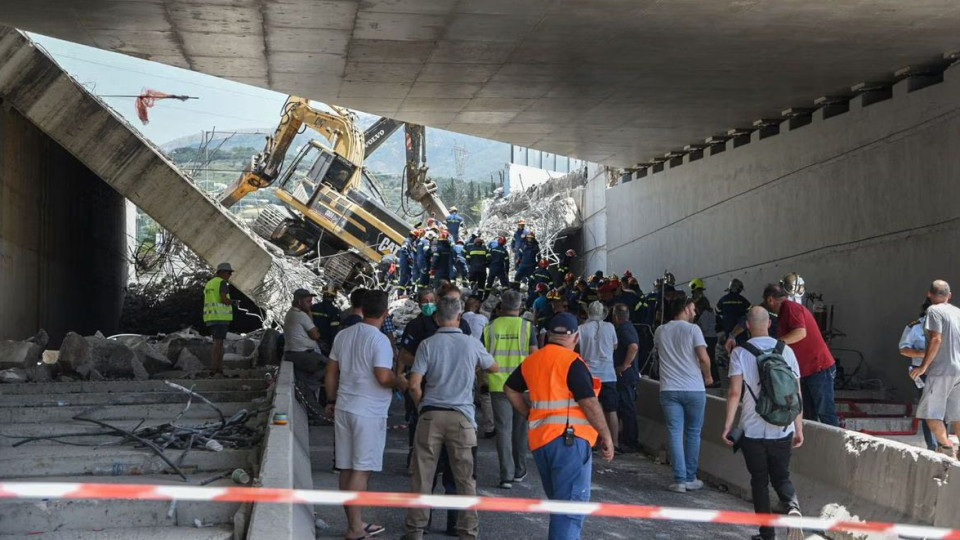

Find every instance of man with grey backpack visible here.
[722,306,804,540]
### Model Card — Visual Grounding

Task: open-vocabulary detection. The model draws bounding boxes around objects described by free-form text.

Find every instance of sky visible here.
[31,34,298,146]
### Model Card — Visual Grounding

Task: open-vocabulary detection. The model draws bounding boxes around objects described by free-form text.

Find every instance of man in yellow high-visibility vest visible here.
[483,289,538,489]
[203,262,234,374]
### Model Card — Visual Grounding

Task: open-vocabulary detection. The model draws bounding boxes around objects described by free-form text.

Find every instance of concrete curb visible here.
[247,362,314,539]
[635,378,960,530]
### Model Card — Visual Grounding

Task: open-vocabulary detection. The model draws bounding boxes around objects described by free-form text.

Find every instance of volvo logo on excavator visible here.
[365,129,386,149]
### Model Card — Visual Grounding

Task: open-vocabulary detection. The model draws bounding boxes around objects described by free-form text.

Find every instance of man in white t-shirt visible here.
[578,301,619,449]
[722,306,803,540]
[324,290,404,540]
[282,289,324,403]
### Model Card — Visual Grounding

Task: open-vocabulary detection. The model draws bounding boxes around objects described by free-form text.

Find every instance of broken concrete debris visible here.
[0,329,270,383]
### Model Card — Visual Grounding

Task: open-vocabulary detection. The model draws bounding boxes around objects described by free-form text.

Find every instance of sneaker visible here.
[937,445,957,459]
[667,483,686,493]
[498,481,513,489]
[513,471,528,483]
[786,508,804,540]
[684,479,704,491]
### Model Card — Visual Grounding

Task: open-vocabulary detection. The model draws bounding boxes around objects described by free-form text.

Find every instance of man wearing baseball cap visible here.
[283,288,325,408]
[202,262,235,374]
[503,312,614,539]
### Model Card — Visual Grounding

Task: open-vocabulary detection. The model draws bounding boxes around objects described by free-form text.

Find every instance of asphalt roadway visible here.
[307,402,792,540]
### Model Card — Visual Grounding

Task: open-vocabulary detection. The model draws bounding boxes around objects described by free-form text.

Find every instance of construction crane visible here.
[218,96,447,286]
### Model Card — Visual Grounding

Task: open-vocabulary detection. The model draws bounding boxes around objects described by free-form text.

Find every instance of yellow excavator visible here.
[219,96,448,285]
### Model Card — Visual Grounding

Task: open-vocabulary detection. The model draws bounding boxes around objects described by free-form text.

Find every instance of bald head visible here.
[745,306,771,336]
[929,280,952,304]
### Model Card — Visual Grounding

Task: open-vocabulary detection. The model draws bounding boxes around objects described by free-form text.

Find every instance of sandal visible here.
[363,523,385,536]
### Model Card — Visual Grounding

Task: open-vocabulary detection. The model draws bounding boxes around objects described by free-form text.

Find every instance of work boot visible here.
[937,444,957,459]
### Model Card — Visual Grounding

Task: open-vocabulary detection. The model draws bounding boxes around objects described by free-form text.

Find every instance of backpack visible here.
[741,341,802,428]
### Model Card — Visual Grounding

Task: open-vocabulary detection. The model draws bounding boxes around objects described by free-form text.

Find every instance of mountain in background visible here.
[160,111,511,181]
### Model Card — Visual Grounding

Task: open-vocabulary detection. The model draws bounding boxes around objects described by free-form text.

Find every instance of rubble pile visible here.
[0,328,272,384]
[478,169,587,265]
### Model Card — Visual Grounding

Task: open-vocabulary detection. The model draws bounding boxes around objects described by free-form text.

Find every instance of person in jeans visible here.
[767,284,839,426]
[722,306,804,540]
[910,280,960,458]
[654,294,713,492]
[504,312,614,539]
[578,301,619,450]
[405,296,498,539]
[484,290,538,488]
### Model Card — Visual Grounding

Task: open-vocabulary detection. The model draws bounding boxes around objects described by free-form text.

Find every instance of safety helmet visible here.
[416,228,425,237]
[426,230,438,240]
[689,278,705,291]
[564,272,575,282]
[322,285,338,297]
[517,218,526,225]
[538,259,549,268]
[623,270,633,279]
[456,239,464,245]
[449,206,457,212]
[439,230,449,240]
[547,289,561,300]
[780,272,805,299]
[497,236,507,245]
[527,231,536,239]
[725,278,744,294]
[664,272,676,286]
[409,229,418,237]
[473,237,484,244]
[426,217,437,227]
[566,249,576,257]
[536,283,549,293]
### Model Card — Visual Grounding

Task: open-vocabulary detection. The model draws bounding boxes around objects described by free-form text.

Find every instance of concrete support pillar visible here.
[0,106,127,345]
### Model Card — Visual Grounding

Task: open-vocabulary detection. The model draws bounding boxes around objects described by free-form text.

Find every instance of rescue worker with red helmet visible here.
[485,236,510,299]
[430,230,455,288]
[466,236,489,297]
[526,258,553,309]
[556,249,577,287]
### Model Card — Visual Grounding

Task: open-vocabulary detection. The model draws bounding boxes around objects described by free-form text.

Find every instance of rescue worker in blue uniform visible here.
[485,236,510,298]
[716,278,750,336]
[453,239,468,282]
[397,230,417,297]
[555,249,576,287]
[445,206,464,243]
[899,299,937,451]
[527,259,553,308]
[415,230,431,288]
[310,287,341,355]
[430,231,454,288]
[513,231,540,288]
[466,236,489,297]
[512,218,530,255]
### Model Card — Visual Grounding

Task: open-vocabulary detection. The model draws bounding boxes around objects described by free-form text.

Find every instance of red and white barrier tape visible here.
[0,482,956,539]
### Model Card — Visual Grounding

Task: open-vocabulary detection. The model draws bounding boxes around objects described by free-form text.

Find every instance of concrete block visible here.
[0,331,45,369]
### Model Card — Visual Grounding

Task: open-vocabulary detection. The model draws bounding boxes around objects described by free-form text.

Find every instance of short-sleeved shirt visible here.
[399,313,471,354]
[412,328,495,426]
[283,307,317,352]
[924,303,960,376]
[654,320,707,391]
[899,317,926,368]
[461,312,489,342]
[697,310,718,339]
[729,336,801,439]
[329,322,394,418]
[614,321,640,383]
[381,314,396,338]
[777,300,834,378]
[578,319,618,383]
[504,352,595,400]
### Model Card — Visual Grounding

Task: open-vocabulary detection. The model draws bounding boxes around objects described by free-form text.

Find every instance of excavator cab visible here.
[277,141,357,204]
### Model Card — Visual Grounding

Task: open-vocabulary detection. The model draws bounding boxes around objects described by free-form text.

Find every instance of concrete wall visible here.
[635,379,960,529]
[606,63,960,399]
[581,163,607,276]
[248,362,314,539]
[0,105,126,345]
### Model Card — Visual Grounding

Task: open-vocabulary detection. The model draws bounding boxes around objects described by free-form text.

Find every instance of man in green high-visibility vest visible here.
[203,262,235,374]
[483,289,538,489]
